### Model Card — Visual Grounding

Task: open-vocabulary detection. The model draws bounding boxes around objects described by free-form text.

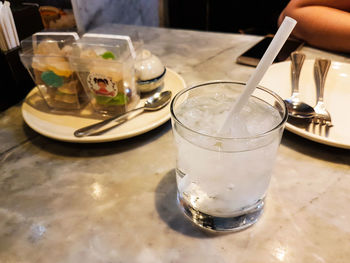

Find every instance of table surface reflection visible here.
[1,24,350,263]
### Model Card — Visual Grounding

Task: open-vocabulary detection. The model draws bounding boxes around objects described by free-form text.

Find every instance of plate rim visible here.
[285,123,350,149]
[21,68,186,143]
[263,59,350,150]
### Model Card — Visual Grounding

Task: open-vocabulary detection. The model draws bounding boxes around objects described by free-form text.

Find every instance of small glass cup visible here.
[170,81,287,232]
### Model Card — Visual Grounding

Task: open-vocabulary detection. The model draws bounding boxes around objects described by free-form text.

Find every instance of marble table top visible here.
[1,24,350,263]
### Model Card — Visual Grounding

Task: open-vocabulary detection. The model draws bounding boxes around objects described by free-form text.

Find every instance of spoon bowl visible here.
[74,90,172,137]
[284,97,315,119]
[144,90,172,110]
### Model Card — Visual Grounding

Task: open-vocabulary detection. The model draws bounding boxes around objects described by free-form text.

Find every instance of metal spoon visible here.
[284,52,315,119]
[74,90,172,137]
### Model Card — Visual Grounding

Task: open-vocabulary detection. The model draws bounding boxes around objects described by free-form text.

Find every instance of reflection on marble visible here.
[71,0,159,33]
[0,104,38,154]
[1,25,350,262]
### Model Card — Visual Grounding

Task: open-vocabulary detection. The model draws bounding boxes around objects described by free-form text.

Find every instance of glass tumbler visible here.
[170,81,287,232]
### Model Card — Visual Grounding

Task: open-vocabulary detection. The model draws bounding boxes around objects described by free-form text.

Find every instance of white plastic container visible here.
[135,49,166,93]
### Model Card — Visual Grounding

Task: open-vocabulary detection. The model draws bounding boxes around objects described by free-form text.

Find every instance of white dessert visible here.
[135,49,165,92]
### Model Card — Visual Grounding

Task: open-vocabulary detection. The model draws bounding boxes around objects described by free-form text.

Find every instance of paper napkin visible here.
[0,1,20,51]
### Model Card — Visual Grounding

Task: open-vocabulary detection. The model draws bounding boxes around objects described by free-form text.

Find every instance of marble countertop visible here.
[1,24,350,263]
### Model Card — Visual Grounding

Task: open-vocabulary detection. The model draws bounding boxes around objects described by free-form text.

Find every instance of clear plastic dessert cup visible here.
[19,32,89,110]
[170,81,288,232]
[69,34,139,117]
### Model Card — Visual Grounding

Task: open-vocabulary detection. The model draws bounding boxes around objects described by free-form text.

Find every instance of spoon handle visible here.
[314,58,331,103]
[290,51,306,95]
[74,106,145,138]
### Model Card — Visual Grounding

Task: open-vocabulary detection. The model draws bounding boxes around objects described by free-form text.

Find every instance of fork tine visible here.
[313,117,320,124]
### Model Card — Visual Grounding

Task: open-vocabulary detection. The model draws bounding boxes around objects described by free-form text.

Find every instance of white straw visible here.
[3,2,16,49]
[5,1,19,47]
[0,2,10,50]
[219,16,297,133]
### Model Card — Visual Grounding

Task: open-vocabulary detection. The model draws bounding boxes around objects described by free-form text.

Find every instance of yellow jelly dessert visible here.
[46,57,72,77]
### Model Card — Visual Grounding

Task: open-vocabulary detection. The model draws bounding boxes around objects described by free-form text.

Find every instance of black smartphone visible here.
[236,35,304,67]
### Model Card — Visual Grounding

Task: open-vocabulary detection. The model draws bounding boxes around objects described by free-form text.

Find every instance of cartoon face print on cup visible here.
[87,73,118,97]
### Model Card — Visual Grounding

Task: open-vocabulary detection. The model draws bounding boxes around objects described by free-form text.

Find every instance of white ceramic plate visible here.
[261,60,350,149]
[22,68,186,143]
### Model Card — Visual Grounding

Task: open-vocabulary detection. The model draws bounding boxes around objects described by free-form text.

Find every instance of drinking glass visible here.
[170,81,287,232]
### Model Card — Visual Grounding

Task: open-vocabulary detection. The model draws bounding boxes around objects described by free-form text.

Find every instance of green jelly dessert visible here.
[41,70,64,88]
[100,51,115,60]
[95,93,128,106]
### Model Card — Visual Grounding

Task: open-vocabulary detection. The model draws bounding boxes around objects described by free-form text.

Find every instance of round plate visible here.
[261,60,350,149]
[22,68,186,143]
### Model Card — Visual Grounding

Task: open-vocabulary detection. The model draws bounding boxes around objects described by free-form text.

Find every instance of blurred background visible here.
[165,0,289,35]
[11,0,289,35]
[1,0,289,111]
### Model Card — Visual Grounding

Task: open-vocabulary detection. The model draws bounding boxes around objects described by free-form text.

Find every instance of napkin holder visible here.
[0,46,35,111]
[0,3,43,111]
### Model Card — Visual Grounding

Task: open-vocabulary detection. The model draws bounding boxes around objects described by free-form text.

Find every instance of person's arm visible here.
[279,0,350,52]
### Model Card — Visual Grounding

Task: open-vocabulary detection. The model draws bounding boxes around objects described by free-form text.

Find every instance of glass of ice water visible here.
[170,81,287,232]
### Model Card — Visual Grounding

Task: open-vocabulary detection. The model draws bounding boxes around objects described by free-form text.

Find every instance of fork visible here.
[313,58,332,126]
